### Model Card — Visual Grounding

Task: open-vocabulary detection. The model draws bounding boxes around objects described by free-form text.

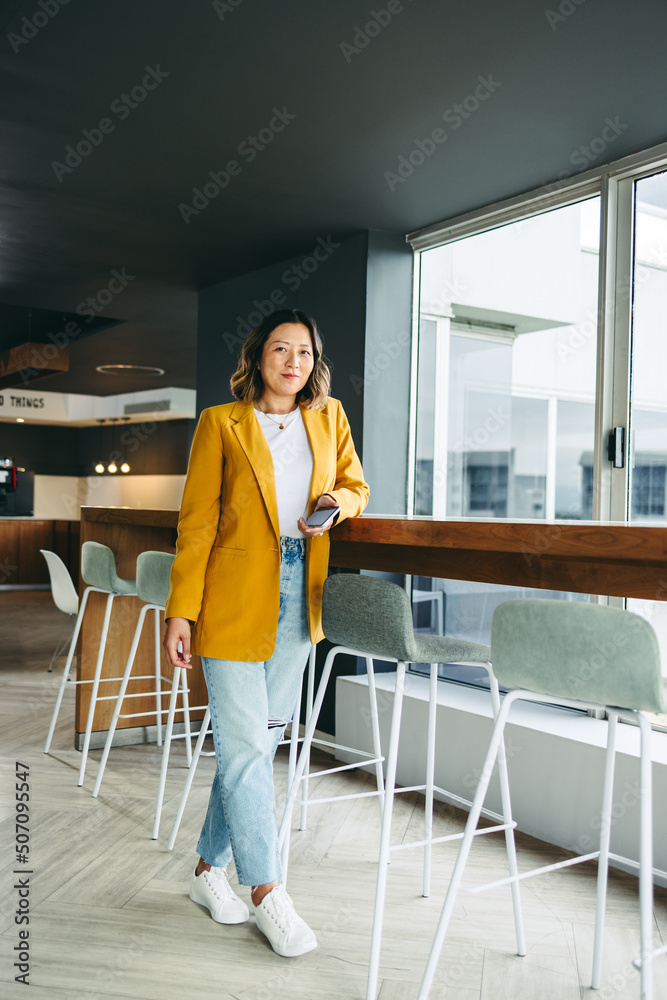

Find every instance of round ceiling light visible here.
[96,364,165,376]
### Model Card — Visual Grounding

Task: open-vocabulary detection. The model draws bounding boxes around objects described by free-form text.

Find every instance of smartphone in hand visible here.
[305,505,340,528]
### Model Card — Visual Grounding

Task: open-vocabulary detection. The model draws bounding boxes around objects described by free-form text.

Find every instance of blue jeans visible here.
[197,537,312,885]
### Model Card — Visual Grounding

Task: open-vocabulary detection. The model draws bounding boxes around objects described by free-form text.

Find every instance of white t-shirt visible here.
[254,408,314,538]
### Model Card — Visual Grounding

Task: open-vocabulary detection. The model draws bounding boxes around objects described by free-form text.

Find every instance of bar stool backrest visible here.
[492,598,666,713]
[40,549,79,615]
[81,541,136,595]
[136,550,175,608]
[322,574,418,661]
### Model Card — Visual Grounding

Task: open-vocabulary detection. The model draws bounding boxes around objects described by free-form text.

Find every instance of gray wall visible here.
[362,230,414,515]
[196,232,370,450]
[195,229,415,731]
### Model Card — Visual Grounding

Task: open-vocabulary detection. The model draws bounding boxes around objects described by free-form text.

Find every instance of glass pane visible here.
[415,318,437,515]
[417,197,600,520]
[629,170,667,729]
[414,198,601,696]
[557,400,595,519]
[630,171,667,524]
[411,576,589,691]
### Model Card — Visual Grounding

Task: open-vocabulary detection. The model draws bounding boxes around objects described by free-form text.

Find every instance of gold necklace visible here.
[256,404,297,430]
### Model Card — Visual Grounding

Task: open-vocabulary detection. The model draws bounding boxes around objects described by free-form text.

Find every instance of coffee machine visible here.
[0,458,34,516]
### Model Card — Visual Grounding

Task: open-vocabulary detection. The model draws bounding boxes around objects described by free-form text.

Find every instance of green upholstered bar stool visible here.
[44,540,137,785]
[91,550,201,839]
[418,598,667,1000]
[278,573,526,1000]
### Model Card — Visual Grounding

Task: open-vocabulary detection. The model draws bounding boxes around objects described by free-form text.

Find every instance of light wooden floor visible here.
[2,591,667,1000]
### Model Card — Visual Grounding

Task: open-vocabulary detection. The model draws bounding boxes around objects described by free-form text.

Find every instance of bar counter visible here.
[77,506,189,742]
[76,507,667,742]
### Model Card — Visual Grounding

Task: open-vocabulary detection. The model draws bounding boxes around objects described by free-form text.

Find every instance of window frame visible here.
[405,140,667,729]
[407,139,667,528]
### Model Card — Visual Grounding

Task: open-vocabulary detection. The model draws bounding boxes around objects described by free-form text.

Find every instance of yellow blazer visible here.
[165,397,369,660]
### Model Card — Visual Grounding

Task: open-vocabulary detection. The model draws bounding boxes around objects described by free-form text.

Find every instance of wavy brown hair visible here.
[230,308,331,409]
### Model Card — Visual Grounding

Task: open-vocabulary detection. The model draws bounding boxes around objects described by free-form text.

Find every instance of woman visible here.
[163,308,369,958]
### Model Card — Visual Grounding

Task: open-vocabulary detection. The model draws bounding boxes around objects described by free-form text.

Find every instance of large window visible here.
[416,199,599,521]
[409,148,667,725]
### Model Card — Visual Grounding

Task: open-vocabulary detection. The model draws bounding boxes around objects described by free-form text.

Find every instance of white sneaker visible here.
[254,884,317,957]
[189,865,249,924]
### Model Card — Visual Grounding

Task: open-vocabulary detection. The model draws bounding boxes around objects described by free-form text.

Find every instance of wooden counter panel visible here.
[329,540,667,600]
[82,507,179,530]
[0,519,79,584]
[76,508,205,737]
[0,521,19,585]
[333,516,667,564]
[74,506,667,743]
[330,516,667,601]
[19,521,55,584]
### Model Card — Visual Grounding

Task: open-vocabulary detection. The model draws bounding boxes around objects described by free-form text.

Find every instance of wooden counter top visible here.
[329,516,667,601]
[80,506,667,601]
[73,506,667,745]
[81,506,179,528]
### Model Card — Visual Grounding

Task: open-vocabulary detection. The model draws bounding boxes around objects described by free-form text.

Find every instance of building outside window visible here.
[410,161,667,728]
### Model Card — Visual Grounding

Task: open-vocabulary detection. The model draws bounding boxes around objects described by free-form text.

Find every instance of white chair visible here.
[91,550,200,839]
[165,646,326,852]
[44,541,138,787]
[40,549,79,672]
[417,598,667,1000]
[279,573,524,1000]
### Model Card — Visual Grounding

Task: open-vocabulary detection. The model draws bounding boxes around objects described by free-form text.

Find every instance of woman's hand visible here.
[298,494,339,538]
[163,616,193,669]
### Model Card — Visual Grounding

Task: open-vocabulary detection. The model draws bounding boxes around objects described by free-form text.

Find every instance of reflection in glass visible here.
[630,171,667,523]
[417,197,599,522]
[414,198,601,693]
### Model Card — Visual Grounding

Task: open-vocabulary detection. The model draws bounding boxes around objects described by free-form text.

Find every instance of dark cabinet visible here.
[0,519,80,585]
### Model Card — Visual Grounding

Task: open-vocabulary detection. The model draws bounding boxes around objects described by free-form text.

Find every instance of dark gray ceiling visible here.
[0,0,665,395]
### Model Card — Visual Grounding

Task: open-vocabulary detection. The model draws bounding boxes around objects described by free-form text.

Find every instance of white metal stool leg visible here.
[182,674,193,767]
[366,662,407,1000]
[591,711,618,988]
[78,592,115,786]
[366,655,385,823]
[167,707,212,851]
[423,661,437,898]
[152,665,188,839]
[44,587,91,753]
[638,714,654,1000]
[154,608,162,747]
[486,669,525,956]
[91,604,150,797]
[299,644,317,831]
[47,617,75,673]
[417,693,516,1000]
[279,672,305,887]
[279,648,337,855]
